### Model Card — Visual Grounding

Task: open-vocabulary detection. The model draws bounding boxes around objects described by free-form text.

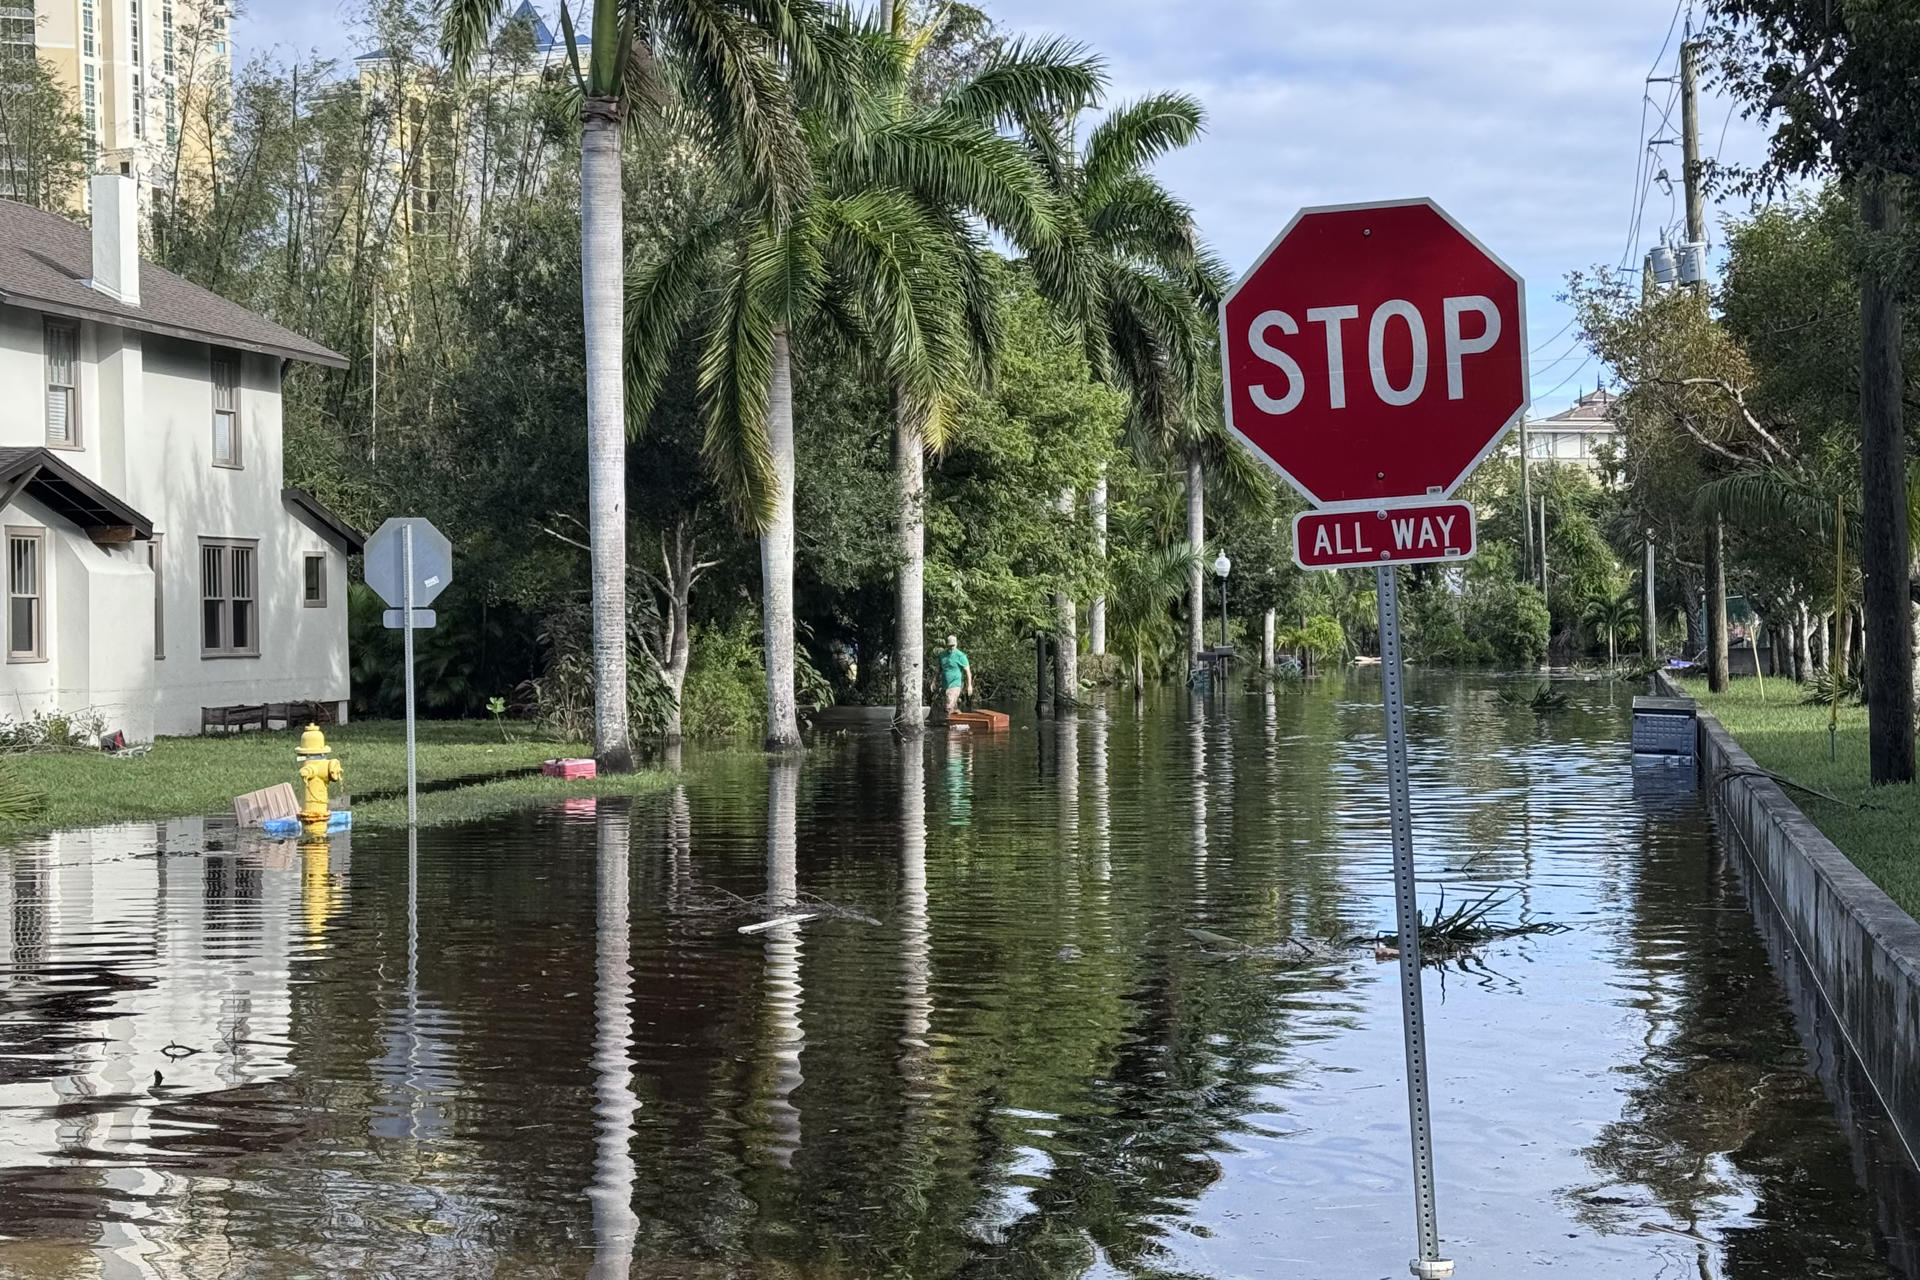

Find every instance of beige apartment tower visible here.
[11,0,229,200]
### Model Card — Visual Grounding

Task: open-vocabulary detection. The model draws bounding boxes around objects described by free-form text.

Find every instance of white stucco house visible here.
[0,175,358,742]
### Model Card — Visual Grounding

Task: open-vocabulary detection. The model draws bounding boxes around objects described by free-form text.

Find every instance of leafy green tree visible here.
[1709,0,1920,782]
[0,55,85,209]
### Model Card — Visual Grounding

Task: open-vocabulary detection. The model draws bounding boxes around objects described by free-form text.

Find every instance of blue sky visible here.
[234,0,1770,413]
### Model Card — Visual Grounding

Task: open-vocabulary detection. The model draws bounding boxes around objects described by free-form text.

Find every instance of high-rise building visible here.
[18,0,230,203]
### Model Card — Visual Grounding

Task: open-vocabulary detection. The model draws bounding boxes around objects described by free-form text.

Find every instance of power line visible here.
[1529,316,1574,355]
[1536,354,1596,406]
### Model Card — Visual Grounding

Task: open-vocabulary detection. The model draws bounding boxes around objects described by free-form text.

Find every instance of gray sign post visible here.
[365,517,453,826]
[1375,564,1448,1278]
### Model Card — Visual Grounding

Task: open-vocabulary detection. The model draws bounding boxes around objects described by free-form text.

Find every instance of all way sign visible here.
[1293,501,1475,570]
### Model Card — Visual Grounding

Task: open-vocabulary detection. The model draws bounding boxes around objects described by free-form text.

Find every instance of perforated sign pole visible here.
[403,523,417,827]
[1375,565,1448,1279]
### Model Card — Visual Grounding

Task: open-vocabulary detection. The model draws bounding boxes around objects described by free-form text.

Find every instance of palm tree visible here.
[628,12,1059,749]
[868,13,1102,734]
[1106,509,1199,694]
[1582,590,1637,669]
[444,0,831,769]
[1026,94,1222,691]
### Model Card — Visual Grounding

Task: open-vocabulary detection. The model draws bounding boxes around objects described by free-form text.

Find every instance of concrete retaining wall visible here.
[1657,672,1920,1167]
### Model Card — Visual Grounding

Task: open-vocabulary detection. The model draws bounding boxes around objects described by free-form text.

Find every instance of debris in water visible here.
[1356,890,1567,962]
[680,884,880,927]
[1498,683,1569,712]
[738,913,820,934]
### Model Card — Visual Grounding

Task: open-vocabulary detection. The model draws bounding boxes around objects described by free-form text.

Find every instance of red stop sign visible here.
[1218,198,1528,507]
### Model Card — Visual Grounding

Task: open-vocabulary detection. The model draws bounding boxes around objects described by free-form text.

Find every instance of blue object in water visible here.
[260,811,353,839]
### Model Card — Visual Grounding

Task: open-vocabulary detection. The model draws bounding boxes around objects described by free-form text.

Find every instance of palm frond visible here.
[663,0,812,218]
[1081,92,1203,195]
[837,113,1058,252]
[442,0,508,79]
[1693,467,1836,535]
[937,36,1105,134]
[697,230,781,528]
[625,207,735,431]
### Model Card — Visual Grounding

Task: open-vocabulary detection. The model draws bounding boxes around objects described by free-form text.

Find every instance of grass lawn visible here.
[1678,676,1920,920]
[0,720,669,836]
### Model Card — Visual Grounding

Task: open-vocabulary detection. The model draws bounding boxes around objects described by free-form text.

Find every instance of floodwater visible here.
[1,674,1916,1279]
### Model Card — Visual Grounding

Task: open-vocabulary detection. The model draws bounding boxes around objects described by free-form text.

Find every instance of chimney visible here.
[88,173,139,306]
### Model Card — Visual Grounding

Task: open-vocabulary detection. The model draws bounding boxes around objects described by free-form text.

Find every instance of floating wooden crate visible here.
[948,709,1010,732]
[543,758,598,779]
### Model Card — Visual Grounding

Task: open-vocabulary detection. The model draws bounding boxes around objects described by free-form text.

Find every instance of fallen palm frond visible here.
[1497,682,1570,711]
[0,762,47,821]
[1184,927,1350,965]
[1356,891,1567,962]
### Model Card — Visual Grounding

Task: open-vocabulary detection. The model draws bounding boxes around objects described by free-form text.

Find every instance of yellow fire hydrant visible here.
[296,723,343,829]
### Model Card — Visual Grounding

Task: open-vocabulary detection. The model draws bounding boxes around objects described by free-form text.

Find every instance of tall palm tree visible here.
[867,13,1101,734]
[1582,590,1637,668]
[1025,95,1223,686]
[628,13,1057,749]
[444,0,830,768]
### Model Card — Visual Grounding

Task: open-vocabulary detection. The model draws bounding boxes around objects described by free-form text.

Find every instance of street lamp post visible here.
[1213,551,1231,648]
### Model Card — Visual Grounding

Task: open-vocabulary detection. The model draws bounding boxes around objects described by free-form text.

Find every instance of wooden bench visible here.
[201,701,338,735]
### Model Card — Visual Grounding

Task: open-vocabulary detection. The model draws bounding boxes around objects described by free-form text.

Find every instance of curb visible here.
[1655,671,1920,1167]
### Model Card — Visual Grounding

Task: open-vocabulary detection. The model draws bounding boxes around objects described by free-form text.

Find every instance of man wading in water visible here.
[939,635,973,716]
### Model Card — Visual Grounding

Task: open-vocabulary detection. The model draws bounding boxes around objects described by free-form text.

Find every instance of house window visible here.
[200,539,257,657]
[45,321,78,448]
[7,528,43,662]
[82,0,94,58]
[302,553,326,607]
[162,0,174,75]
[150,534,164,660]
[211,353,240,466]
[0,7,33,65]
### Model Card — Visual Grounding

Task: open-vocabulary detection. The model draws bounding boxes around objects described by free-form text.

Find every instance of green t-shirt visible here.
[939,648,971,689]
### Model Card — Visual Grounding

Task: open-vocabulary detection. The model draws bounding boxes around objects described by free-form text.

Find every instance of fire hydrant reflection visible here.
[296,723,344,830]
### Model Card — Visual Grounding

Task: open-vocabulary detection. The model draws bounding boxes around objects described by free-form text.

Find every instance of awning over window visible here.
[0,447,152,538]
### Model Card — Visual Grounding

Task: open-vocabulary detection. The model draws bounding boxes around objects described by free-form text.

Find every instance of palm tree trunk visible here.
[1054,488,1078,705]
[1186,450,1204,664]
[1132,645,1144,696]
[1090,469,1108,656]
[1859,175,1915,783]
[1706,515,1729,693]
[1262,608,1275,672]
[894,397,925,735]
[1642,532,1658,661]
[581,103,631,771]
[763,328,802,751]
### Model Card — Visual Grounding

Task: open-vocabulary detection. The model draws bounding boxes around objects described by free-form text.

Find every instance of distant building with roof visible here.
[1524,386,1619,472]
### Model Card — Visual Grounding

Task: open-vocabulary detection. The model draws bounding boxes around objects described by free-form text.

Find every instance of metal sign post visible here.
[403,522,417,827]
[1375,564,1447,1278]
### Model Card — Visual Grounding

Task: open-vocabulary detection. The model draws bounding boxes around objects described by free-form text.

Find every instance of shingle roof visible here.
[1534,387,1617,429]
[0,199,347,368]
[0,446,153,536]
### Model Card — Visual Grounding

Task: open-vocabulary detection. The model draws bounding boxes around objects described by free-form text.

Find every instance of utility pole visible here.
[1643,532,1658,661]
[1518,418,1533,581]
[1679,29,1707,289]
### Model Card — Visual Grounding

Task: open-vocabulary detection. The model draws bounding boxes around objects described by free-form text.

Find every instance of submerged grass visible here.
[0,720,616,837]
[350,769,675,831]
[1679,676,1920,922]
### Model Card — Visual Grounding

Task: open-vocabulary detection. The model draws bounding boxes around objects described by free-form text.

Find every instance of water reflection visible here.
[0,679,1911,1278]
[758,758,804,1167]
[588,805,638,1278]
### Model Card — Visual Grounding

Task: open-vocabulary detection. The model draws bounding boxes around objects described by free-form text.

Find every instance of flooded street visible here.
[1,674,1915,1278]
